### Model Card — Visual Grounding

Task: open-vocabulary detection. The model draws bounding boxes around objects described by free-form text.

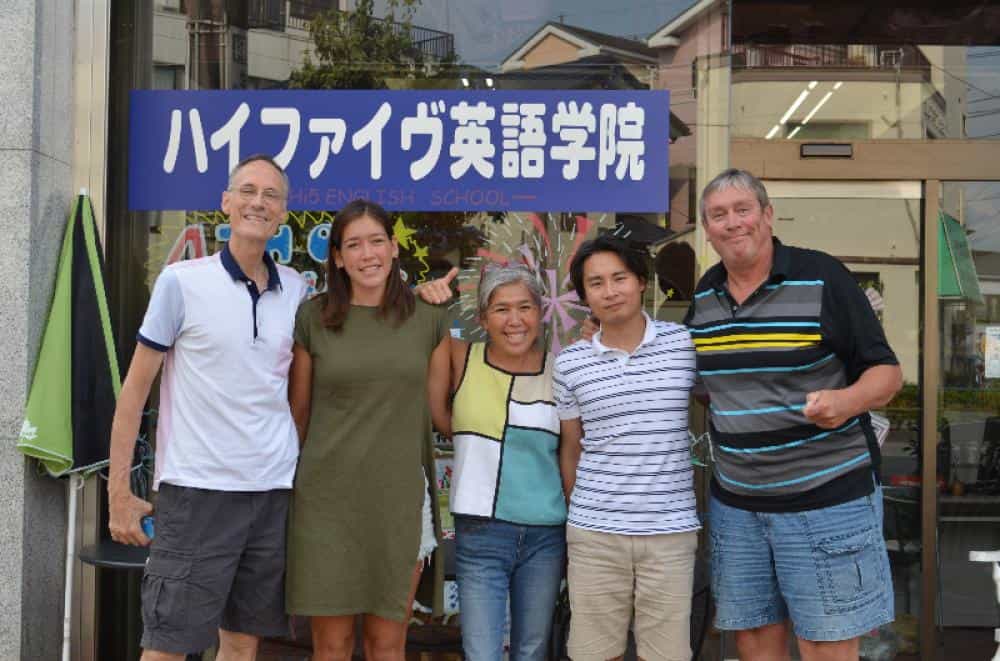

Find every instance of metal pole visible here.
[62,473,83,661]
[921,179,941,656]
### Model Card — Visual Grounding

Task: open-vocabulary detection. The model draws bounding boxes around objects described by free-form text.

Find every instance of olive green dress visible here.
[286,298,447,621]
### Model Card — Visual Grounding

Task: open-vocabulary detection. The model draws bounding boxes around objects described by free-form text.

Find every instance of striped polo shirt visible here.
[553,314,701,535]
[684,239,899,512]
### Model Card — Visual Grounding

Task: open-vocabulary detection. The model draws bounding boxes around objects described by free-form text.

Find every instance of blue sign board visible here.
[129,90,669,212]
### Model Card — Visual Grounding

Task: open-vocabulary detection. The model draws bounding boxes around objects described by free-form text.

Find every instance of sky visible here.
[958,49,1000,252]
[374,0,695,68]
[964,182,1000,253]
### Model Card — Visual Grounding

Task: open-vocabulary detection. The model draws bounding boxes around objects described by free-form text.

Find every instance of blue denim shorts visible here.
[708,487,894,642]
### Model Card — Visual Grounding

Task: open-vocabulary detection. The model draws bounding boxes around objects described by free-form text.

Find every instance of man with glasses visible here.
[108,154,308,661]
[686,169,902,661]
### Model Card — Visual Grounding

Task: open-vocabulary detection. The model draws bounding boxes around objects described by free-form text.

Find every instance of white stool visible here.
[969,550,1000,661]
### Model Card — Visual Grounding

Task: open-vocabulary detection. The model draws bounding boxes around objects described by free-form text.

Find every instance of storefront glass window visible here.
[936,181,1000,635]
[101,2,1000,659]
[727,20,1000,654]
[113,0,733,351]
[731,45,1000,141]
[106,0,730,657]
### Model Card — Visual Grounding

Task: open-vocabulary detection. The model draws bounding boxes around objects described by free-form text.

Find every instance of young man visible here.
[554,235,700,661]
[686,169,901,661]
[108,154,309,661]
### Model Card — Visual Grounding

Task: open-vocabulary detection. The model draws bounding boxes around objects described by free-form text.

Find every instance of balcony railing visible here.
[248,0,286,31]
[406,24,455,61]
[288,0,338,29]
[287,1,454,60]
[732,44,932,72]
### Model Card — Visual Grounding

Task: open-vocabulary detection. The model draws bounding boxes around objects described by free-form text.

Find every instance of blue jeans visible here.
[708,487,894,641]
[455,516,566,661]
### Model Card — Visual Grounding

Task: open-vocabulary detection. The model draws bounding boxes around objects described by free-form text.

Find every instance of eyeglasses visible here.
[232,185,285,205]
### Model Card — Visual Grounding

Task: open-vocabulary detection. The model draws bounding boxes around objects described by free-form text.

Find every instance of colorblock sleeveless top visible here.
[449,343,567,525]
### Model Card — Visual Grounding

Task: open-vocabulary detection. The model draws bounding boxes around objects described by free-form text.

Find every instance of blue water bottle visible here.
[141,515,155,540]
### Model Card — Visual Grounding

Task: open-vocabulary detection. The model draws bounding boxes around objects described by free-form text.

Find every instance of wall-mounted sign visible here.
[129,90,670,212]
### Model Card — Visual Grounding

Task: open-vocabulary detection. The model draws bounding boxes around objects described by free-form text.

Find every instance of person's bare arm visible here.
[450,339,469,386]
[804,363,903,429]
[559,418,584,506]
[428,336,454,438]
[414,267,459,305]
[288,342,313,447]
[108,344,162,546]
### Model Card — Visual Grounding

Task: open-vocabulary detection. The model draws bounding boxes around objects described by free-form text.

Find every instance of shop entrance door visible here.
[732,135,1000,658]
[933,180,1000,654]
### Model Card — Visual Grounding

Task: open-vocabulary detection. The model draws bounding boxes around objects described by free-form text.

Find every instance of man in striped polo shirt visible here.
[686,169,902,660]
[555,235,701,661]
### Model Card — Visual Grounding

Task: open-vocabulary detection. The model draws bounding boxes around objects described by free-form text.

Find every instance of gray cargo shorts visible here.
[140,483,291,655]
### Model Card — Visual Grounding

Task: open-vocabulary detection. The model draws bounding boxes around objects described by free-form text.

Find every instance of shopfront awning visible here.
[939,211,984,304]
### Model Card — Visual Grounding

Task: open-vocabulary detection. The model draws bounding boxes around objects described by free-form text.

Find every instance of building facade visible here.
[2,0,999,659]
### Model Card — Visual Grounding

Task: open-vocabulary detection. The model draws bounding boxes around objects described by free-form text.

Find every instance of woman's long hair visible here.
[321,199,415,331]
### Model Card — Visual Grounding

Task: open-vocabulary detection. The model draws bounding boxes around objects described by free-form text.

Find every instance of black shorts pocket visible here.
[141,549,193,630]
[154,484,194,546]
[811,527,882,615]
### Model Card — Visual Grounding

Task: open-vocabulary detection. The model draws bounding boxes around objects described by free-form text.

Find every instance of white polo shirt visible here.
[553,313,701,535]
[138,245,308,491]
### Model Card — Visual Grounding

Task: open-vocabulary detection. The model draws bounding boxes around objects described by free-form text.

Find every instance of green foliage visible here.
[885,382,1000,435]
[889,383,1000,413]
[941,387,1000,412]
[289,0,457,90]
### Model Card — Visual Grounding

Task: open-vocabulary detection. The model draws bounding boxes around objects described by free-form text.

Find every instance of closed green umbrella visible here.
[16,192,121,661]
[17,192,120,474]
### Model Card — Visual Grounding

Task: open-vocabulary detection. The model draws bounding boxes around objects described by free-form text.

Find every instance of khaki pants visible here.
[566,526,697,661]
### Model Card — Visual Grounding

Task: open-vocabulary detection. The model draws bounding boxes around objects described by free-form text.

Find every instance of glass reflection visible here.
[732,44,1000,141]
[937,182,1000,637]
[138,0,719,349]
[114,2,727,658]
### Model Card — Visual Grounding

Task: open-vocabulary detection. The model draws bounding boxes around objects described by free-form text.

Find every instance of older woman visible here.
[428,263,567,661]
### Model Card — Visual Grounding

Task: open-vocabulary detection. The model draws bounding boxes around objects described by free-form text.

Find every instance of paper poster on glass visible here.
[985,326,1000,379]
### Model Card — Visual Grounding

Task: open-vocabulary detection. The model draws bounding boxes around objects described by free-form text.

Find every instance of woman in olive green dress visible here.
[286,199,451,661]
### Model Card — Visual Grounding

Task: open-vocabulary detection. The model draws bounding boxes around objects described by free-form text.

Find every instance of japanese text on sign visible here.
[129,90,669,212]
